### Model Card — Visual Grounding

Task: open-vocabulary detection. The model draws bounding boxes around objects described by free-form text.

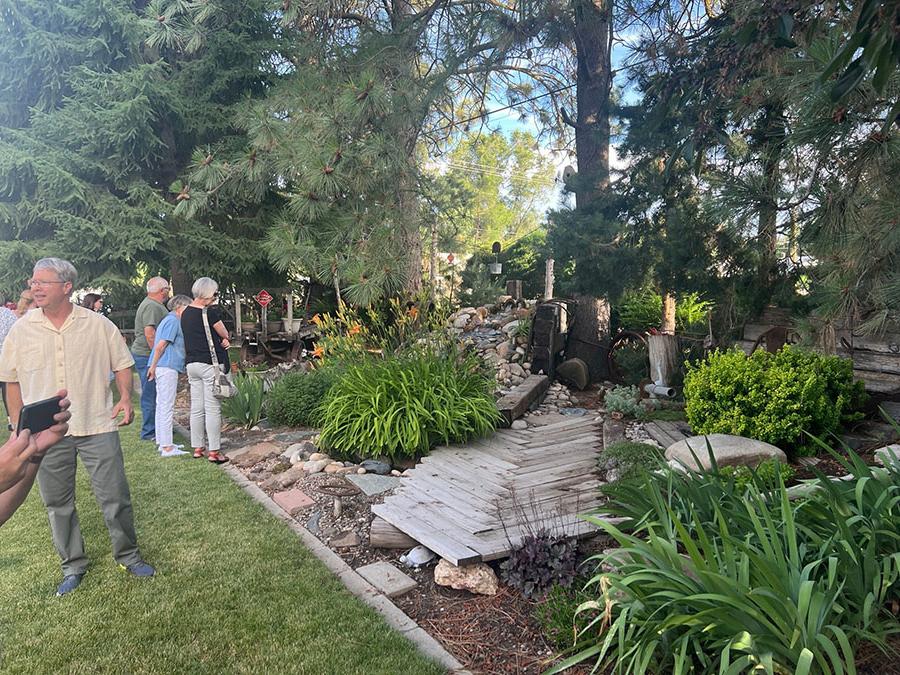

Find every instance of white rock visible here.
[434,559,498,595]
[665,434,787,472]
[303,459,330,474]
[509,363,525,378]
[874,444,900,469]
[357,467,367,474]
[309,452,329,461]
[511,420,528,430]
[502,320,520,336]
[453,315,470,329]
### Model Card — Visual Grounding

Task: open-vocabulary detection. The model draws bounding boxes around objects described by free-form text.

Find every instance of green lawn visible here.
[0,416,443,674]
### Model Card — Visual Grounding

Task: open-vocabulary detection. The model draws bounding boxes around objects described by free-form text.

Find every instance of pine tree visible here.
[176,1,569,305]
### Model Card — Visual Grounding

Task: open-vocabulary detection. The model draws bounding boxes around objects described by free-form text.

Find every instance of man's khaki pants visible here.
[37,431,142,576]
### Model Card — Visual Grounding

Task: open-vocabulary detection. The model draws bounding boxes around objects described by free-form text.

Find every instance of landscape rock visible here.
[277,465,307,488]
[502,320,520,336]
[323,463,344,474]
[231,442,281,468]
[496,341,513,360]
[331,531,361,548]
[556,357,590,390]
[309,452,329,461]
[303,459,330,474]
[453,315,470,329]
[874,444,900,469]
[665,434,787,471]
[511,420,528,430]
[360,459,392,475]
[434,559,498,596]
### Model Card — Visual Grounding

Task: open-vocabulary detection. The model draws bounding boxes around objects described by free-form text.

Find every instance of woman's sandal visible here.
[192,448,205,459]
[208,452,228,464]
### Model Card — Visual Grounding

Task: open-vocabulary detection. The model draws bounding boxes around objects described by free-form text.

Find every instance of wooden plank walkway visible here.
[371,414,611,565]
[644,420,692,448]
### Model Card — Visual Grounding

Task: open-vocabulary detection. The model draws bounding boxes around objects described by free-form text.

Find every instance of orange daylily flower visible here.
[348,324,362,336]
[407,306,419,319]
[312,345,325,358]
[311,314,322,326]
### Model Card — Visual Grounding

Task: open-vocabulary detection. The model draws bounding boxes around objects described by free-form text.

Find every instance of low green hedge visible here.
[684,346,866,457]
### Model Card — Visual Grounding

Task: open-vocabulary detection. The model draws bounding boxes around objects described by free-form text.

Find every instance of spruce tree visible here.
[0,0,284,298]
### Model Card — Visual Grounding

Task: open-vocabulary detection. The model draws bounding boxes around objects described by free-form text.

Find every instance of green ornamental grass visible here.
[318,350,499,458]
[551,439,900,674]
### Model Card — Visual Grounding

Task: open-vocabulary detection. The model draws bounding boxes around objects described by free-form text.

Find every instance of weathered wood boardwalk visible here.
[371,414,608,565]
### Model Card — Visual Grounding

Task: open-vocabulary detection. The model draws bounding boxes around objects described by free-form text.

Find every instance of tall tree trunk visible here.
[661,292,676,334]
[393,0,423,296]
[170,259,191,296]
[573,0,612,208]
[757,105,785,289]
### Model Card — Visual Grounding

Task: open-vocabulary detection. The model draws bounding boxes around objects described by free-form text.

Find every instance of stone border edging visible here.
[200,445,468,674]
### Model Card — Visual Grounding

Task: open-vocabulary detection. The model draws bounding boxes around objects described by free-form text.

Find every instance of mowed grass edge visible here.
[0,409,444,675]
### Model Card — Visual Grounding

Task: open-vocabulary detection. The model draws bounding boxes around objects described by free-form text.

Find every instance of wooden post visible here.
[261,304,268,340]
[544,258,555,299]
[648,334,679,386]
[285,292,293,333]
[235,294,242,336]
[506,279,523,300]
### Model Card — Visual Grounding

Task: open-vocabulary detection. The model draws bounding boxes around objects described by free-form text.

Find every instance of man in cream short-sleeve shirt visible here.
[0,258,155,596]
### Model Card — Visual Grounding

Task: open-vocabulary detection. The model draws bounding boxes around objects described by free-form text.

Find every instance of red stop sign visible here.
[255,290,273,307]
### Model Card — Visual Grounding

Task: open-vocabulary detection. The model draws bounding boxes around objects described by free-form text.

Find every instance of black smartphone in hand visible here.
[17,396,64,435]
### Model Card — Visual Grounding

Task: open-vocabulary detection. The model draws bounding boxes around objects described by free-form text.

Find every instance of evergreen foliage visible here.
[0,0,285,299]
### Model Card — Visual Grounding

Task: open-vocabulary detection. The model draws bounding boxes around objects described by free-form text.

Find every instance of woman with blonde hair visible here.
[181,278,231,464]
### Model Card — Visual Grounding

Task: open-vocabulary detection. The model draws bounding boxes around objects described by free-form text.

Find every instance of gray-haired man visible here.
[0,258,154,596]
[132,276,171,441]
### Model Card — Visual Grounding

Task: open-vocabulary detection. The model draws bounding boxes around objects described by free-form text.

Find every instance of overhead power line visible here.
[432,83,576,134]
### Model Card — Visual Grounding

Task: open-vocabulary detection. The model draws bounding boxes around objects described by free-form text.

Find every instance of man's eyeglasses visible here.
[27,280,67,288]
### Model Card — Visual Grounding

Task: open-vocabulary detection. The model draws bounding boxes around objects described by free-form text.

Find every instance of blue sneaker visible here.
[56,573,85,597]
[120,561,156,577]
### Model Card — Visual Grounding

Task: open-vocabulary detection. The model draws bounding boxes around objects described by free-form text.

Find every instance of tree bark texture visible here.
[757,105,785,289]
[566,293,611,381]
[573,0,612,208]
[661,293,676,334]
[648,334,679,386]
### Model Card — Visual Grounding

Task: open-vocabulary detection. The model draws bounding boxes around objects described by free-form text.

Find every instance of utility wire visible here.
[431,83,576,134]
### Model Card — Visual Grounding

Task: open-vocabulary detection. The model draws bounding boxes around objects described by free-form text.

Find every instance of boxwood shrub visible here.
[684,346,866,457]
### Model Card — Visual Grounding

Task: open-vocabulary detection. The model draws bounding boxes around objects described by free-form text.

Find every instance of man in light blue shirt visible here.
[147,295,191,457]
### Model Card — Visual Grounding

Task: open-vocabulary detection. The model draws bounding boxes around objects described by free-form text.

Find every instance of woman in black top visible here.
[182,277,231,464]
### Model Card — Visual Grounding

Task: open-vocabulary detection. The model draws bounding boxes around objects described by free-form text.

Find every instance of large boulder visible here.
[434,559,498,596]
[665,434,786,472]
[556,357,590,390]
[875,444,900,469]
